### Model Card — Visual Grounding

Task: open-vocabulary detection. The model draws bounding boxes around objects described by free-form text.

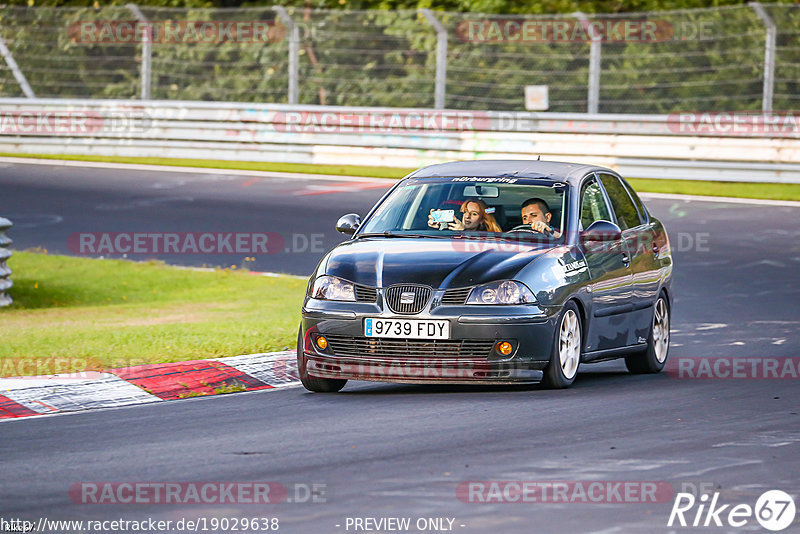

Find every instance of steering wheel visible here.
[506,224,552,235]
[506,224,537,233]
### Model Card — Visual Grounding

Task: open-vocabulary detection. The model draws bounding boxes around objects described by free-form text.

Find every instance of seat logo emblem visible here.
[400,291,415,304]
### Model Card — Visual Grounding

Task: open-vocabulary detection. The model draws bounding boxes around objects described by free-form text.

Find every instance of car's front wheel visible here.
[297,326,347,393]
[625,294,670,374]
[542,301,582,389]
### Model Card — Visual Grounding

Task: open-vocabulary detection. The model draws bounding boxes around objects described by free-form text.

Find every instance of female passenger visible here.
[428,199,502,232]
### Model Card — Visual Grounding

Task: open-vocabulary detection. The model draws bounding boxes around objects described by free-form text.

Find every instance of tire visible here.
[297,325,347,393]
[542,301,582,389]
[625,294,670,374]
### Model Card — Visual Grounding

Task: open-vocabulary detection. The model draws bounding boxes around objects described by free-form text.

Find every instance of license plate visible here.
[364,318,449,339]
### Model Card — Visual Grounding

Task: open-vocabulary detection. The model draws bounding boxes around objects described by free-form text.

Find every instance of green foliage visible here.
[0,3,797,112]
[8,1,799,12]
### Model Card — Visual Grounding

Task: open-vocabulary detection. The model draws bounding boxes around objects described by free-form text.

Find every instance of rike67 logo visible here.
[668,490,796,531]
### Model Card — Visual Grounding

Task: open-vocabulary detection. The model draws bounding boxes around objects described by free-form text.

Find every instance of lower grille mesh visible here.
[324,335,494,359]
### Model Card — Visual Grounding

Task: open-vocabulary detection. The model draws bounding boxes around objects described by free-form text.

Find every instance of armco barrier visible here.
[0,217,12,307]
[1,99,799,183]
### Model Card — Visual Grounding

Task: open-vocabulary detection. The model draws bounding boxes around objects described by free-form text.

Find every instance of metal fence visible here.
[0,217,12,307]
[0,4,797,113]
[1,99,799,182]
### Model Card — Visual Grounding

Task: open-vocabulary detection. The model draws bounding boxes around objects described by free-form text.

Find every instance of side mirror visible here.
[336,213,361,235]
[581,220,622,243]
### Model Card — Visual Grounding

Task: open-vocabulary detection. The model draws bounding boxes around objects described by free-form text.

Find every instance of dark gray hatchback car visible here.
[298,160,673,392]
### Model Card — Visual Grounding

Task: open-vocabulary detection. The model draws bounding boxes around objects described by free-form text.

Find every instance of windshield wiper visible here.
[356,232,458,239]
[354,232,422,239]
[355,232,542,241]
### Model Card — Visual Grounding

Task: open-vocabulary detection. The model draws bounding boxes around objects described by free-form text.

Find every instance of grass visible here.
[2,152,799,201]
[0,152,415,180]
[626,178,800,202]
[0,251,306,376]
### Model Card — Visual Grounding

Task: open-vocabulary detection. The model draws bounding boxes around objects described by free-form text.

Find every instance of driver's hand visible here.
[530,221,553,234]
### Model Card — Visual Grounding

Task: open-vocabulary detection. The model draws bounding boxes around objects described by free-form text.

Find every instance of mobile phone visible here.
[430,209,455,223]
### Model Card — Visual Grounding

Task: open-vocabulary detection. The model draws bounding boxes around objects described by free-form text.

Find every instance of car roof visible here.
[405,159,615,185]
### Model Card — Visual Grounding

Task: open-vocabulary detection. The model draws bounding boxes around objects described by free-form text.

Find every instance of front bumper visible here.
[305,354,546,384]
[301,299,559,384]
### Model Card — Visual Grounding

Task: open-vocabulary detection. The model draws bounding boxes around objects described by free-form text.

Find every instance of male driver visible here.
[521,197,561,238]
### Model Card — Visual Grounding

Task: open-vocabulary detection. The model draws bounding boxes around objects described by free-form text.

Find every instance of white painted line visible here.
[252,271,307,280]
[639,192,800,207]
[0,373,161,414]
[171,265,306,280]
[0,156,393,183]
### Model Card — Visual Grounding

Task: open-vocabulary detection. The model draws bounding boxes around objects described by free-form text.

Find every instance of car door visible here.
[579,174,634,352]
[598,173,662,344]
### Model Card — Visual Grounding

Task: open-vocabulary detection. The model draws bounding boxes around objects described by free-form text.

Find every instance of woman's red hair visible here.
[461,199,501,232]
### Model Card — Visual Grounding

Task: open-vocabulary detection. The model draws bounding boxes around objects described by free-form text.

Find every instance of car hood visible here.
[322,237,554,288]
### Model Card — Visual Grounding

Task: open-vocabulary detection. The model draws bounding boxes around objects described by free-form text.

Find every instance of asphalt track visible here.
[1,161,799,533]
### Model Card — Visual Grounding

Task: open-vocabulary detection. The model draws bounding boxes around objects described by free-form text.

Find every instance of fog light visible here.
[315,335,328,350]
[496,341,513,356]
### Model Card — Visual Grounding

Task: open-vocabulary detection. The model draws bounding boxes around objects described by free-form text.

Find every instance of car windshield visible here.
[358,177,568,243]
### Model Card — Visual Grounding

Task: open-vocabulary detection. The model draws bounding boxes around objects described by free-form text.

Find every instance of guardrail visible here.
[0,217,12,307]
[1,98,799,183]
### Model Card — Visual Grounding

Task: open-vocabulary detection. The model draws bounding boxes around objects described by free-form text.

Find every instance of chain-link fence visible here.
[0,4,797,113]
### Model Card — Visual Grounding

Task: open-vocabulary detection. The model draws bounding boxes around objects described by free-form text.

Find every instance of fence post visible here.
[750,2,776,113]
[0,217,13,307]
[0,33,36,98]
[127,4,152,100]
[419,9,447,110]
[574,12,601,114]
[273,6,299,105]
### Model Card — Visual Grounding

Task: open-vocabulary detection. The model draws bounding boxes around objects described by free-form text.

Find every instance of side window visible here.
[580,178,612,230]
[623,180,649,224]
[598,173,641,231]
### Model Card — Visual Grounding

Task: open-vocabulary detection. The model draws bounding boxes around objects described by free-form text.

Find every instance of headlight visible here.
[466,280,536,305]
[311,275,356,301]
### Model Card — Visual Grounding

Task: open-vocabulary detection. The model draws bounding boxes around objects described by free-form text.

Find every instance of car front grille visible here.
[441,287,473,305]
[355,284,377,302]
[384,284,432,314]
[324,335,495,359]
